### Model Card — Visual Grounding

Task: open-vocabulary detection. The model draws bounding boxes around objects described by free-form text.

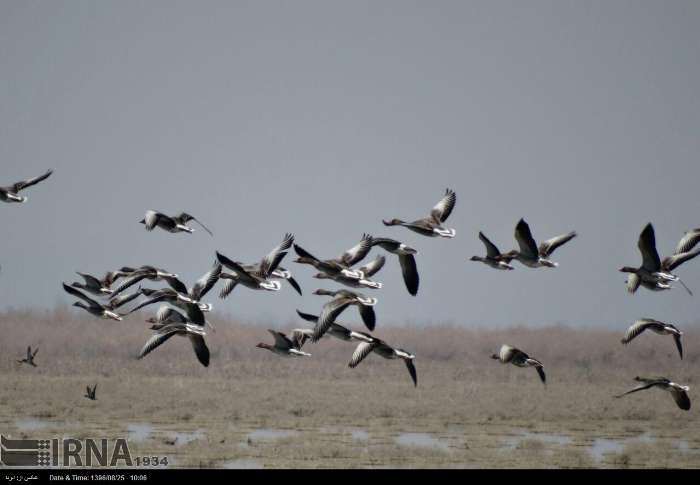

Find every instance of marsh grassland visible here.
[1,309,699,468]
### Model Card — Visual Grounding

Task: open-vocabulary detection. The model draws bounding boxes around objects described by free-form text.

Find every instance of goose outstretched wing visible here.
[359,255,386,278]
[12,169,53,192]
[538,231,577,258]
[259,234,294,278]
[662,247,700,272]
[175,212,213,236]
[430,188,456,223]
[514,219,539,259]
[348,340,380,368]
[638,223,661,272]
[62,283,100,307]
[621,319,661,344]
[478,232,501,258]
[190,261,223,300]
[339,234,373,266]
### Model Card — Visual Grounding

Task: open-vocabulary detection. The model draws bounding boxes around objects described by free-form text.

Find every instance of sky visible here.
[1,1,699,328]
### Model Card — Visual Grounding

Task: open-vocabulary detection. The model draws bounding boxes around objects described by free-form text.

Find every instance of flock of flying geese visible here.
[5,169,697,410]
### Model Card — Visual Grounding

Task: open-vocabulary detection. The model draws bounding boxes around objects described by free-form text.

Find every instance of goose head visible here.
[619,266,638,274]
[256,342,273,350]
[382,219,404,226]
[313,273,331,280]
[469,256,483,262]
[313,289,334,296]
[489,353,500,360]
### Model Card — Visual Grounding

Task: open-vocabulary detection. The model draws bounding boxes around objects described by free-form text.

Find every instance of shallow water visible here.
[247,428,297,441]
[589,438,624,461]
[395,432,450,451]
[127,423,154,442]
[167,429,205,447]
[351,430,370,441]
[502,430,572,450]
[14,418,50,431]
[222,459,264,469]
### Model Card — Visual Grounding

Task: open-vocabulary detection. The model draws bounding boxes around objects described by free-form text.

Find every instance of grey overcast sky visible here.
[2,1,699,328]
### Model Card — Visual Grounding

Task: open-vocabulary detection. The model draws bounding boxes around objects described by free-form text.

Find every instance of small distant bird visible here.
[17,346,38,367]
[470,232,515,270]
[292,310,375,348]
[383,188,457,238]
[615,376,691,411]
[505,219,576,268]
[138,309,210,367]
[370,237,420,296]
[294,235,373,280]
[620,223,700,295]
[84,384,97,400]
[256,329,311,357]
[62,283,141,321]
[313,255,386,289]
[621,319,684,359]
[1,169,53,203]
[491,344,546,384]
[217,234,295,294]
[348,336,417,387]
[312,289,377,342]
[140,210,213,236]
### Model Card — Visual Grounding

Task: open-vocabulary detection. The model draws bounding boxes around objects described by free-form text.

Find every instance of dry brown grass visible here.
[1,308,698,468]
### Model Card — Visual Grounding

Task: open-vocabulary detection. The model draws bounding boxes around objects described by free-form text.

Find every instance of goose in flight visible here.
[1,169,53,203]
[216,233,295,294]
[370,237,420,296]
[348,336,417,387]
[129,288,207,327]
[140,210,213,236]
[505,219,576,268]
[84,384,97,401]
[313,255,386,289]
[17,346,38,367]
[218,264,302,298]
[62,283,141,321]
[311,289,377,342]
[615,377,690,411]
[256,329,311,357]
[619,223,700,295]
[292,310,375,348]
[145,305,189,329]
[69,271,125,297]
[470,232,515,270]
[621,319,683,359]
[138,308,210,367]
[491,344,546,384]
[159,260,222,312]
[108,266,179,298]
[294,234,373,280]
[383,188,456,238]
